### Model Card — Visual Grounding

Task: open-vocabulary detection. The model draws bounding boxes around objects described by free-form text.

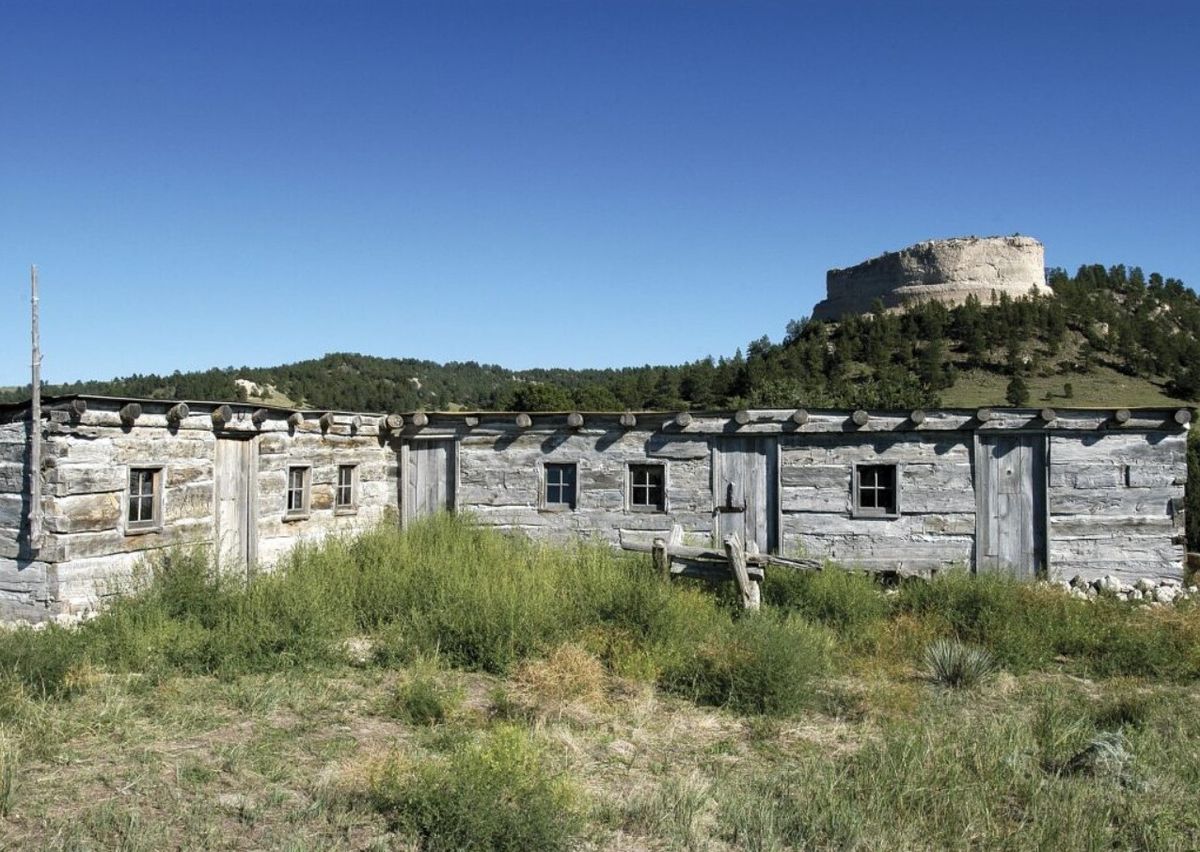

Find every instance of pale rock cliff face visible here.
[811,236,1051,320]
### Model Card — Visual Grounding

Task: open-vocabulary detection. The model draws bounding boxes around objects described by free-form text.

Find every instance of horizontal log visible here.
[670,558,764,582]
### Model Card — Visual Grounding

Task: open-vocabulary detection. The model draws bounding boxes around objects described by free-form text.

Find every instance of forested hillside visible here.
[6,263,1198,412]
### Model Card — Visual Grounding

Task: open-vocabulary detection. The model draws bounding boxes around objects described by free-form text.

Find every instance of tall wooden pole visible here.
[29,265,42,548]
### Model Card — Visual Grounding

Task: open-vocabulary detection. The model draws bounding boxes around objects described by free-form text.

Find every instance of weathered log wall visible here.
[0,419,56,618]
[1048,432,1186,583]
[779,433,975,575]
[457,427,712,545]
[33,402,399,615]
[0,399,1189,620]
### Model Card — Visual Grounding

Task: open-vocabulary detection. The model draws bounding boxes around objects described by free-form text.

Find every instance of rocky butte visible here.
[811,235,1052,320]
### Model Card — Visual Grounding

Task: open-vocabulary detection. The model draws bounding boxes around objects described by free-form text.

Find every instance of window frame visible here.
[125,465,165,535]
[852,462,900,519]
[627,462,667,513]
[541,462,578,512]
[334,463,358,515]
[284,464,312,520]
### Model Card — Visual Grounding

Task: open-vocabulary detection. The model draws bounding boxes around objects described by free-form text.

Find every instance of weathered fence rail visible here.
[619,525,822,610]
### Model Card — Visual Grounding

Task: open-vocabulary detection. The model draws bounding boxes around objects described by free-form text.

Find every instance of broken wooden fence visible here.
[619,525,821,610]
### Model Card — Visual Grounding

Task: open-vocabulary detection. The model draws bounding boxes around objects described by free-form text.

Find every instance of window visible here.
[286,465,311,518]
[543,463,577,510]
[336,464,356,512]
[854,464,898,517]
[126,467,163,532]
[629,463,666,512]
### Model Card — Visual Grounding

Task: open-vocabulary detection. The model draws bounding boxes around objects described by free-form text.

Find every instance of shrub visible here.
[923,638,996,688]
[763,569,889,640]
[387,666,461,726]
[363,725,581,851]
[662,612,833,716]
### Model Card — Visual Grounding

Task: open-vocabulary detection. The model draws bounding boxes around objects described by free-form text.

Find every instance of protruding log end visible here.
[212,404,233,427]
[464,415,480,428]
[619,412,637,429]
[69,399,88,418]
[674,412,693,428]
[515,413,532,429]
[118,402,142,426]
[1039,408,1057,423]
[851,409,869,427]
[1114,408,1132,424]
[976,408,994,423]
[1175,408,1192,425]
[166,402,189,424]
[411,411,430,428]
[379,413,404,432]
[566,412,584,429]
[350,414,363,432]
[733,409,751,426]
[251,408,270,428]
[319,412,335,432]
[287,412,304,429]
[790,409,809,425]
[910,409,927,425]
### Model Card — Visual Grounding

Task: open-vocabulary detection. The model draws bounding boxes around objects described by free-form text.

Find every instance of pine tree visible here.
[1005,375,1030,406]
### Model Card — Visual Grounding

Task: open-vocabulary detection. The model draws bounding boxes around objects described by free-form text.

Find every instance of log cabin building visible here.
[0,395,1190,621]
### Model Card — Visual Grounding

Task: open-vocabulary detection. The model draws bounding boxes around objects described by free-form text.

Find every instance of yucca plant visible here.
[923,638,996,688]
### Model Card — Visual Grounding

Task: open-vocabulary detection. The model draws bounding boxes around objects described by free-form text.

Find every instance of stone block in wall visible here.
[644,437,710,460]
[780,489,850,513]
[1125,464,1186,488]
[1049,487,1179,517]
[164,483,215,523]
[43,492,123,533]
[1050,433,1185,465]
[45,462,126,496]
[0,462,26,493]
[311,484,334,511]
[0,493,25,529]
[258,434,289,455]
[780,465,849,489]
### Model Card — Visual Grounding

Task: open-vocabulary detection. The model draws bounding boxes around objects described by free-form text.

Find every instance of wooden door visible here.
[712,437,778,553]
[975,434,1046,577]
[404,439,456,523]
[214,436,258,570]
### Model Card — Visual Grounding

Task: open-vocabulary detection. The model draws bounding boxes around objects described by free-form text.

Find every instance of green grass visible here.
[2,517,1200,848]
[941,364,1187,408]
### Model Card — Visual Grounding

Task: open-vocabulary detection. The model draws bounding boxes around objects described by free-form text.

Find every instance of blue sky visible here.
[2,0,1198,387]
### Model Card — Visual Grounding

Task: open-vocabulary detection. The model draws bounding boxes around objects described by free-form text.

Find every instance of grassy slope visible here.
[942,364,1188,408]
[1,518,1199,849]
